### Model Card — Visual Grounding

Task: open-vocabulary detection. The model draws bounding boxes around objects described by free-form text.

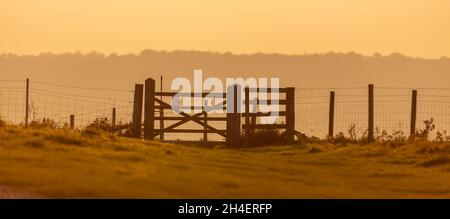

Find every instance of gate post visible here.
[144,78,155,140]
[244,87,251,145]
[226,84,241,147]
[132,84,144,138]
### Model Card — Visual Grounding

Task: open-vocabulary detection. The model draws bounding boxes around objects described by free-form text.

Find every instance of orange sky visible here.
[1,0,449,58]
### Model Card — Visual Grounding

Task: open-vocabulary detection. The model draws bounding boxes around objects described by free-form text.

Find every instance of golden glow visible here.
[1,0,449,58]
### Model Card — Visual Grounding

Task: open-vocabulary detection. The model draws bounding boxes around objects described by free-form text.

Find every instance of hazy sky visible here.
[1,0,449,58]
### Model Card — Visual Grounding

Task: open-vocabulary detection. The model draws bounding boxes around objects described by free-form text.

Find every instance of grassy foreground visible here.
[1,127,450,198]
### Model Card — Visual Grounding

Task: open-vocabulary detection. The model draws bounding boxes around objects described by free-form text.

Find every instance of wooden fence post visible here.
[112,107,116,127]
[226,84,241,147]
[286,87,295,143]
[70,114,75,129]
[159,76,164,141]
[203,110,208,142]
[226,86,233,146]
[132,84,144,138]
[410,90,417,137]
[25,78,29,127]
[368,84,374,142]
[328,91,335,139]
[144,78,155,140]
[244,87,251,145]
[234,85,241,147]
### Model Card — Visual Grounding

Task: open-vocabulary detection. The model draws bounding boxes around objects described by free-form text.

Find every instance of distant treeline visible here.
[1,50,450,89]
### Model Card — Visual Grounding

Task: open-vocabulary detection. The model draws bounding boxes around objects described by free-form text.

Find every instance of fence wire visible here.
[295,87,450,139]
[0,79,134,128]
[3,80,450,141]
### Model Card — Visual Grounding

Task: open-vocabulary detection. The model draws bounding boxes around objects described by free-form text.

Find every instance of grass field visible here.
[1,126,450,198]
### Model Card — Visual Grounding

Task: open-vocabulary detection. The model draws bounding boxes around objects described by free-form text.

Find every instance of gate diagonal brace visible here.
[154,98,227,138]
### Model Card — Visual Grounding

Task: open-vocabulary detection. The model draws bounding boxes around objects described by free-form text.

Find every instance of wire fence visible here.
[2,79,450,141]
[295,86,450,139]
[0,79,134,128]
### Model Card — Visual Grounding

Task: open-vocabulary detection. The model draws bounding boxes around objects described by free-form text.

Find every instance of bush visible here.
[0,117,6,128]
[86,117,115,132]
[415,118,435,140]
[84,117,133,137]
[375,128,406,147]
[29,118,58,129]
[118,124,136,138]
[329,124,369,145]
[242,129,288,146]
[333,132,349,146]
[81,126,103,137]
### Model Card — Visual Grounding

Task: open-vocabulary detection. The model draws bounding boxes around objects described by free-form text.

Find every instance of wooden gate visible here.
[136,77,295,146]
[142,78,240,146]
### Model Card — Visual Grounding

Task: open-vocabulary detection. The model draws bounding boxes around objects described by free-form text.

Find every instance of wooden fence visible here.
[6,78,427,144]
[128,81,423,145]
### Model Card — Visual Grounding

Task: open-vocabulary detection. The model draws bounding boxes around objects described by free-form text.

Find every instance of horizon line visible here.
[1,49,449,61]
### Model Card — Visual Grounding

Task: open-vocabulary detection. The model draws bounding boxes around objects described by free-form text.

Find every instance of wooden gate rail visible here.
[155,92,226,98]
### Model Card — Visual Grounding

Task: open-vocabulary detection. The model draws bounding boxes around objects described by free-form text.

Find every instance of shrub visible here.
[0,117,6,128]
[348,124,358,142]
[29,118,58,129]
[435,131,445,144]
[333,132,349,146]
[86,117,133,137]
[415,118,435,140]
[81,126,103,137]
[87,117,115,132]
[374,127,406,147]
[118,124,136,138]
[329,124,369,145]
[242,128,288,146]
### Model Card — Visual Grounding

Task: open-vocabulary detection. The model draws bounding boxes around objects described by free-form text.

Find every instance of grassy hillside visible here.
[1,126,450,198]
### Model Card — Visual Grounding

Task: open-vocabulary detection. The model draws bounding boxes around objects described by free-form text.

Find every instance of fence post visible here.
[203,110,208,142]
[226,86,233,146]
[25,78,29,127]
[226,84,241,147]
[244,87,251,145]
[368,84,374,142]
[328,91,335,139]
[410,90,417,138]
[286,87,295,143]
[132,84,144,138]
[112,107,116,126]
[70,114,75,129]
[234,85,241,147]
[159,76,164,141]
[144,78,155,140]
